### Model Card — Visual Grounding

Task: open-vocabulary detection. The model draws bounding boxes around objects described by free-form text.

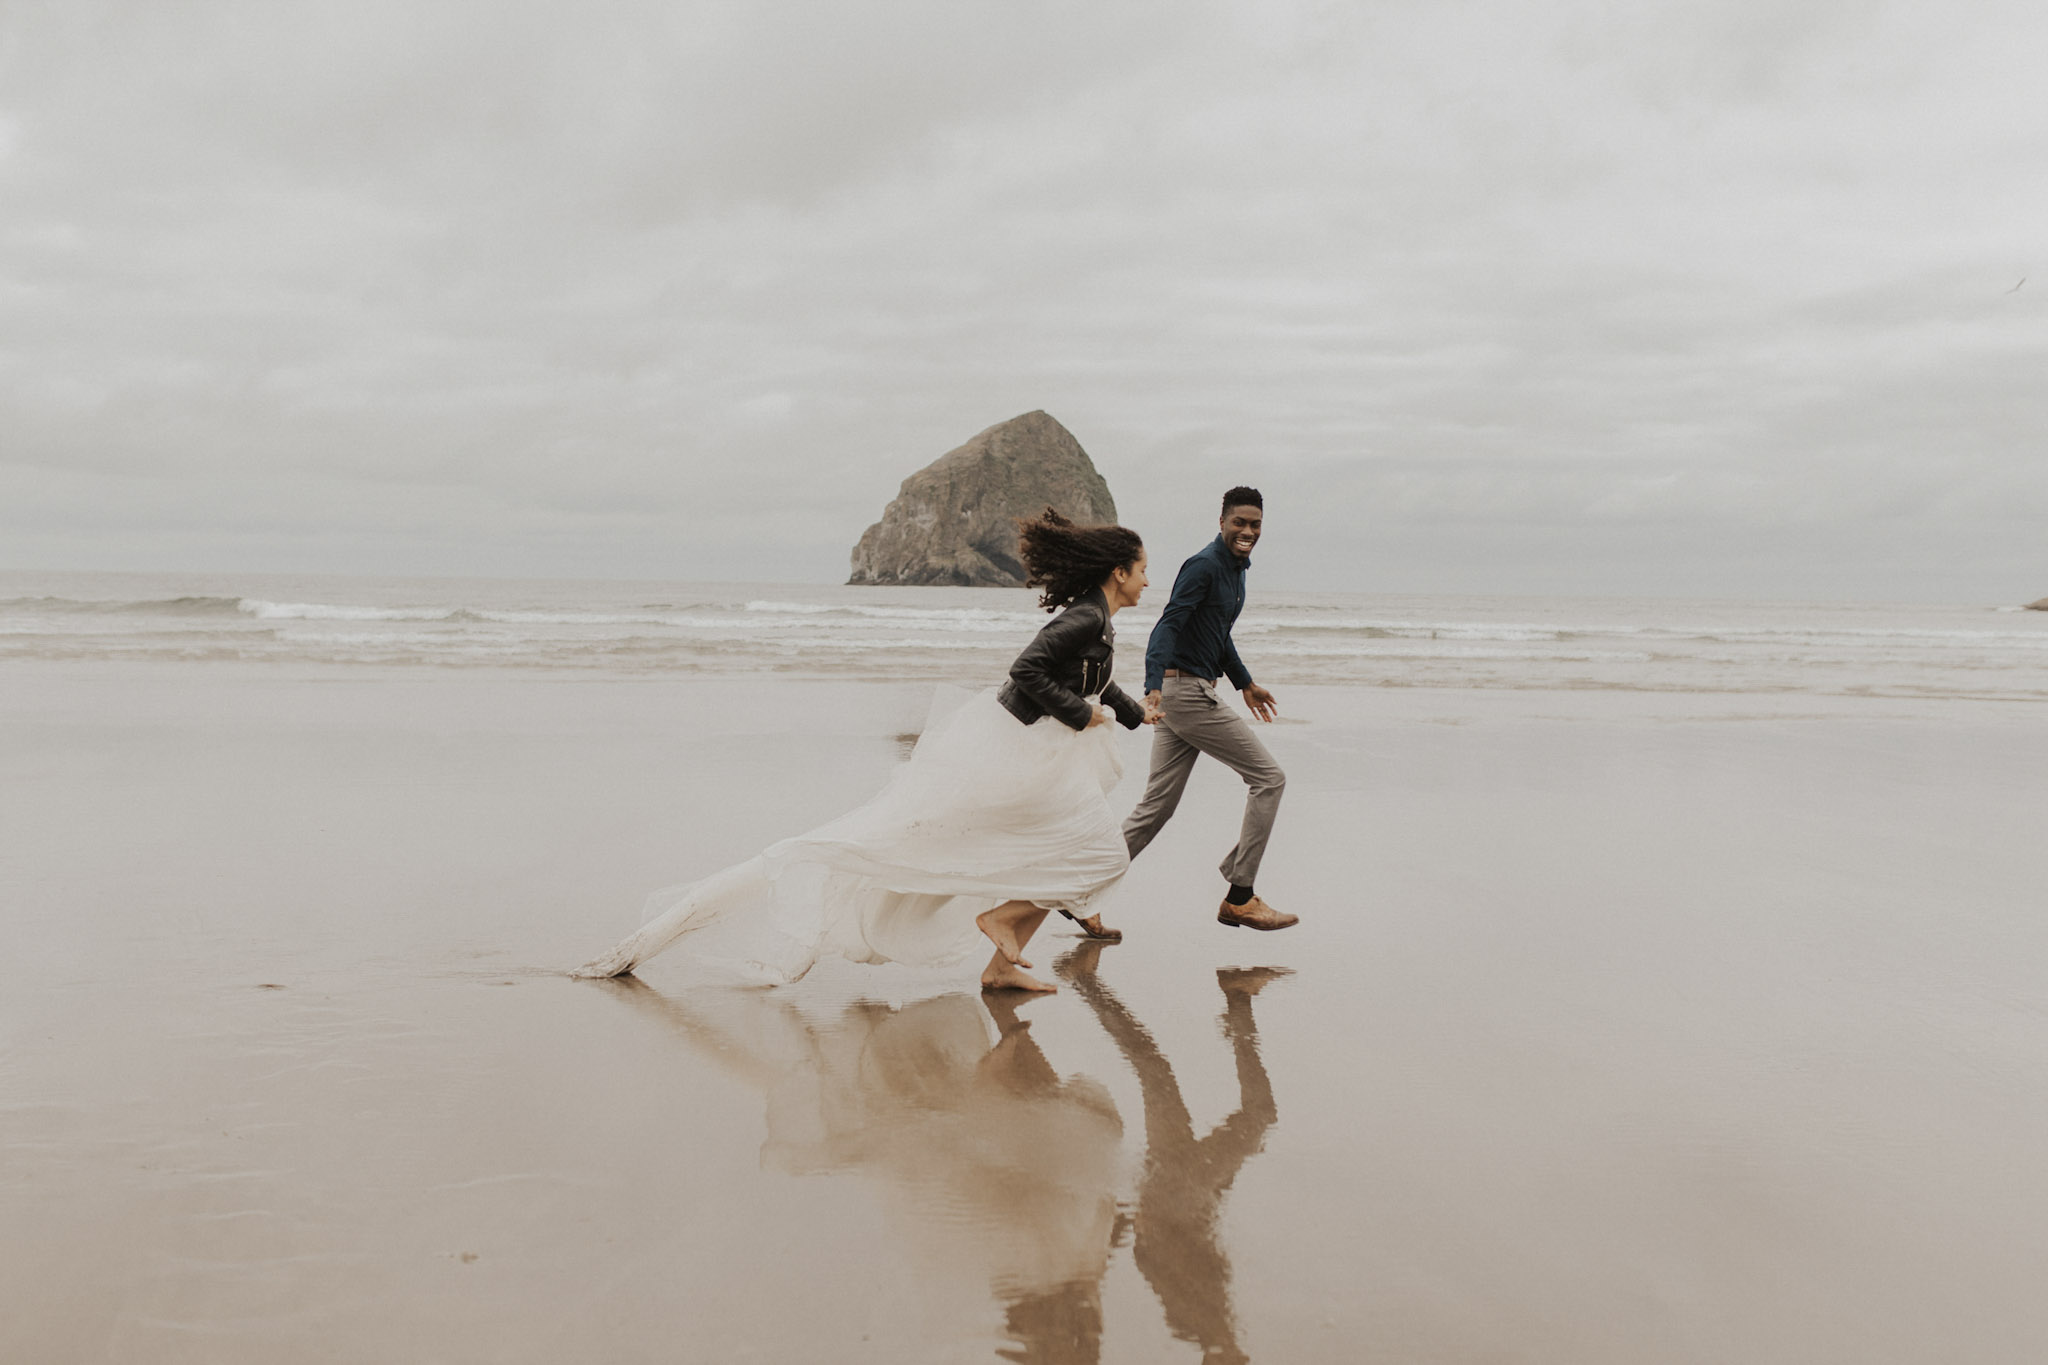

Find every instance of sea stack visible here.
[848,411,1118,587]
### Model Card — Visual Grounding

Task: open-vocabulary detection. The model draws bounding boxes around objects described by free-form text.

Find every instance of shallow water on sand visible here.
[5,661,2048,1362]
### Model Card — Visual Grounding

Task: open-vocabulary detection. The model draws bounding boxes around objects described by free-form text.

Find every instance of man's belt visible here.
[1162,669,1216,681]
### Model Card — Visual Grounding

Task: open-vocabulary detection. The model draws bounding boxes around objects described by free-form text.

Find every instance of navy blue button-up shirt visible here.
[1143,534,1254,694]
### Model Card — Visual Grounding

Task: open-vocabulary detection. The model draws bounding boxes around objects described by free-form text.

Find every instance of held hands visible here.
[1142,690,1164,725]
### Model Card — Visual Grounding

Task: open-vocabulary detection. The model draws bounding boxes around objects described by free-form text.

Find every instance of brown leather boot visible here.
[1217,895,1298,931]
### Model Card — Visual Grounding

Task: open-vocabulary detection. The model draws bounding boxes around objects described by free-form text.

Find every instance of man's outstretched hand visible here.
[1242,683,1278,722]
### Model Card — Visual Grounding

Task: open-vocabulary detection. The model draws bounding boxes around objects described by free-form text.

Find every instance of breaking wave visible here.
[2,577,2043,698]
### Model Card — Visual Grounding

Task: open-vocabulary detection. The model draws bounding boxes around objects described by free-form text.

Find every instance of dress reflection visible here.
[602,946,1283,1364]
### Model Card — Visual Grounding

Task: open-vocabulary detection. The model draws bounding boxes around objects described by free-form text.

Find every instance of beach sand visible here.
[5,658,2047,1362]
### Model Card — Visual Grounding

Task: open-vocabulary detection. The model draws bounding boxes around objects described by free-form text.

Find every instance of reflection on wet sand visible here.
[601,947,1285,1363]
[1056,943,1285,1365]
[601,975,1124,1357]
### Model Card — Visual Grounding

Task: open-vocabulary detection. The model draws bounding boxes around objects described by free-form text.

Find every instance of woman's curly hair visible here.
[1015,507,1144,613]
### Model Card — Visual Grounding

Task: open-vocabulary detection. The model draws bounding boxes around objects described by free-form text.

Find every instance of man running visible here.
[1121,486,1296,932]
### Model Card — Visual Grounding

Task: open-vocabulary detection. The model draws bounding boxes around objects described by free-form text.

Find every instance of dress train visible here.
[575,688,1129,983]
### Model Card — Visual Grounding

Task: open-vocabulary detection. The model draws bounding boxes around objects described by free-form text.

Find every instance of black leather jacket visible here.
[998,588,1147,732]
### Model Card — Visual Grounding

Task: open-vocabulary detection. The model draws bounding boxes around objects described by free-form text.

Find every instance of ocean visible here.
[3,569,2042,701]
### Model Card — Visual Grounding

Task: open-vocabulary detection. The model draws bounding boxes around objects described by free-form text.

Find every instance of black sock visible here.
[1225,884,1254,906]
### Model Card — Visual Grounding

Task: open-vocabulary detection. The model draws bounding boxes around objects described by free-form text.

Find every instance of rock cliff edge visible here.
[847,411,1118,587]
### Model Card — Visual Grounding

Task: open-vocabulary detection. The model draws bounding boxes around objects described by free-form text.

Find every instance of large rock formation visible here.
[848,411,1118,587]
[2026,598,2048,611]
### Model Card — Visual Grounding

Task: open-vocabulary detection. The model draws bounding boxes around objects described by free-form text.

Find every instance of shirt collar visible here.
[1210,533,1250,570]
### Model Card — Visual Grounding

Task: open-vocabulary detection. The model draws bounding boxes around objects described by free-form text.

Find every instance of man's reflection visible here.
[1055,943,1286,1365]
[600,950,1284,1365]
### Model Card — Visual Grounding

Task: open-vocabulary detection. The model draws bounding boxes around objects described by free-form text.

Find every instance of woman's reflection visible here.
[600,946,1284,1365]
[601,976,1122,1357]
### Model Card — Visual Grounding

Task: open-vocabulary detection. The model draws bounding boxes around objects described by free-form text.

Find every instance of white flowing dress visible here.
[575,687,1129,983]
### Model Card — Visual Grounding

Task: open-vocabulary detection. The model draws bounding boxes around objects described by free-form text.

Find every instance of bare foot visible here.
[976,906,1032,968]
[1218,965,1295,999]
[981,961,1057,993]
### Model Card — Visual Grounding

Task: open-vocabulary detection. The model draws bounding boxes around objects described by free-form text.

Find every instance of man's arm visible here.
[1143,556,1212,695]
[1220,601,1275,721]
[1219,636,1252,692]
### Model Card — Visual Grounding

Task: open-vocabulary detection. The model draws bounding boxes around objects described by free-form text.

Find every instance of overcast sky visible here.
[2,0,2042,600]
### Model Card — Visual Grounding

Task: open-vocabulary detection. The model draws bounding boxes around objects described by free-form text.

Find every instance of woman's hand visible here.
[1085,705,1112,728]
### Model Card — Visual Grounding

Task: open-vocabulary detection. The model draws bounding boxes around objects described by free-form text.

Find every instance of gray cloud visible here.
[2,0,2043,598]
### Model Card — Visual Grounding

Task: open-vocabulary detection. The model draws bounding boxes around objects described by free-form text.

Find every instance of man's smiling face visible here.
[1220,504,1263,559]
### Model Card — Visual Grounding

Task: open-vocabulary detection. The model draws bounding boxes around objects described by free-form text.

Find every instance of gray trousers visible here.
[1121,677,1286,887]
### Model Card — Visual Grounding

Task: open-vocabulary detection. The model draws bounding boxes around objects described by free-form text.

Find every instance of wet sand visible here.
[5,660,2048,1362]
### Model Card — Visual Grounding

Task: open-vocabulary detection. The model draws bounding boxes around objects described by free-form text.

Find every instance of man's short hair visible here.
[1221,486,1263,515]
